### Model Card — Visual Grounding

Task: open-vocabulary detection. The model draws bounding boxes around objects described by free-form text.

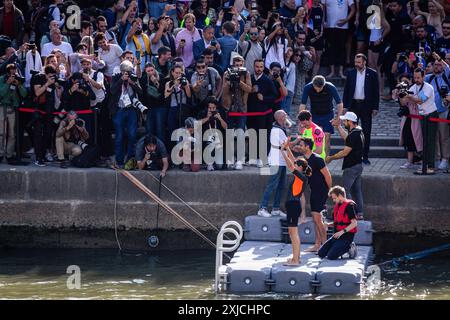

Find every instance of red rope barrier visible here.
[228,109,273,117]
[406,114,450,124]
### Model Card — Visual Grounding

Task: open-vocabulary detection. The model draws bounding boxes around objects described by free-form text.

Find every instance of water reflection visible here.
[0,249,449,300]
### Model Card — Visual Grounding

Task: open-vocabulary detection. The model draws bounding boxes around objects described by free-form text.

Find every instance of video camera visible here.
[395,81,412,99]
[226,67,247,83]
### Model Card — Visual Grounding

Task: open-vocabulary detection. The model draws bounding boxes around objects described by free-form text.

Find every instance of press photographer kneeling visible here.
[55,111,90,168]
[135,135,169,177]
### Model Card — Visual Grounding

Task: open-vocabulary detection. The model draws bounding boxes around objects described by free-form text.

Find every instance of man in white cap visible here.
[326,112,365,220]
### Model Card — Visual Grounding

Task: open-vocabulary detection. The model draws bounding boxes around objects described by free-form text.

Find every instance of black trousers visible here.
[32,114,53,161]
[350,101,372,160]
[95,101,114,157]
[246,113,273,160]
[326,28,348,66]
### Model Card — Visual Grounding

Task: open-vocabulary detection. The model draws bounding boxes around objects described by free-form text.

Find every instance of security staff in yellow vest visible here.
[125,17,151,73]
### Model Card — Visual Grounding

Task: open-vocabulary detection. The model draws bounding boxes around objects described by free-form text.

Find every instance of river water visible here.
[0,248,449,300]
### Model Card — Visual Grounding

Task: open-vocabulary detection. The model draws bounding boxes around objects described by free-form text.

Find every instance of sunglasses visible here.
[197,65,206,69]
[294,54,301,57]
[250,32,258,36]
[443,26,450,29]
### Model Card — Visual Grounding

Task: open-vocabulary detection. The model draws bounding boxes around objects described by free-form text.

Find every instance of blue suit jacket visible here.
[343,67,380,111]
[193,39,206,61]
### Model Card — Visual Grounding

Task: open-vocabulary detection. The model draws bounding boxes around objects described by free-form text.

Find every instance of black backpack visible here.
[71,145,100,168]
[34,6,57,40]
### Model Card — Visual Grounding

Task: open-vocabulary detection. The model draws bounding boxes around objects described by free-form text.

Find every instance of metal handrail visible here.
[215,221,243,293]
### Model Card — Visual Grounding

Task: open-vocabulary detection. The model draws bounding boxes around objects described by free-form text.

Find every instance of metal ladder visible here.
[214,221,243,293]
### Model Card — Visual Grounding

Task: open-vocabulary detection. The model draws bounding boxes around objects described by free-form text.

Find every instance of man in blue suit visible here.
[343,53,380,165]
[193,25,221,61]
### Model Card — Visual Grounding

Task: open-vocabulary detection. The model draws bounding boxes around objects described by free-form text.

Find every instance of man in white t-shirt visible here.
[322,0,355,79]
[95,32,123,79]
[405,68,439,174]
[257,110,292,218]
[41,29,73,59]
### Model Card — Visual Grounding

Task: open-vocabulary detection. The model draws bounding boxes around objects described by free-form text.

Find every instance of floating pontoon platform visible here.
[216,216,375,295]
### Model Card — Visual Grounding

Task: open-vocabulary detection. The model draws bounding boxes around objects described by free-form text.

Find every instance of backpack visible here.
[71,145,100,168]
[35,6,57,39]
[0,35,11,56]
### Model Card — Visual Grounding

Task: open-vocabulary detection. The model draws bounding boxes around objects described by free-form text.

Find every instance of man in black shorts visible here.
[297,137,332,253]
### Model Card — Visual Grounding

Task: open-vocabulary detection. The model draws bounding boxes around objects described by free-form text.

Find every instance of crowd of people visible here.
[0,0,448,175]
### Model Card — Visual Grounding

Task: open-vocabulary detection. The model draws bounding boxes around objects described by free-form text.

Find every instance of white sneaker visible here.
[248,159,257,166]
[438,159,449,170]
[256,159,264,168]
[257,208,271,218]
[226,161,234,170]
[45,153,54,163]
[400,162,413,169]
[25,147,34,154]
[235,161,243,170]
[271,209,287,218]
[207,164,215,171]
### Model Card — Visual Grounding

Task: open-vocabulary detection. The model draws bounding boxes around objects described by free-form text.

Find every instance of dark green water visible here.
[0,248,449,300]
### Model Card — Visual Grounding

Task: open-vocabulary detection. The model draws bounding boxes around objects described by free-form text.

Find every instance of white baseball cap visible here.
[339,112,358,123]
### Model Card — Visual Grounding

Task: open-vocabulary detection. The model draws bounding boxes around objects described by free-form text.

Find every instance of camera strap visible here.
[207,69,213,95]
[431,73,450,92]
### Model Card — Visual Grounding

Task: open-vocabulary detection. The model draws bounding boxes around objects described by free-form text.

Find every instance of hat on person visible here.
[67,110,78,120]
[339,112,358,123]
[185,117,196,128]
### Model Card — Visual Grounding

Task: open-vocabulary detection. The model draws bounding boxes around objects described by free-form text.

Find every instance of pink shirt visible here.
[175,28,202,68]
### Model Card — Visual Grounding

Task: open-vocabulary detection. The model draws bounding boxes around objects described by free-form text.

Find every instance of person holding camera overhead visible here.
[109,60,143,168]
[404,68,439,174]
[425,53,449,171]
[55,111,89,169]
[0,63,27,164]
[392,74,423,169]
[31,65,63,166]
[238,24,263,75]
[264,21,290,71]
[164,65,192,150]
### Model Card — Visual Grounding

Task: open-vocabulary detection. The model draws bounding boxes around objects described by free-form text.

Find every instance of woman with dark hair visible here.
[392,74,423,169]
[164,65,192,149]
[147,17,158,36]
[282,47,297,115]
[292,47,314,112]
[288,5,311,39]
[308,0,325,76]
[264,21,290,70]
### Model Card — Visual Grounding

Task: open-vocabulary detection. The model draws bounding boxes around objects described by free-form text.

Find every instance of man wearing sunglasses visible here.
[191,57,222,111]
[435,18,450,54]
[239,25,263,75]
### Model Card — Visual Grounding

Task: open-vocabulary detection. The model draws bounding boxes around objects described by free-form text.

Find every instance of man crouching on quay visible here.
[318,186,358,260]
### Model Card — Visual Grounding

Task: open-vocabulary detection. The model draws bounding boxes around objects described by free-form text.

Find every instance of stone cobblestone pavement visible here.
[289,87,400,139]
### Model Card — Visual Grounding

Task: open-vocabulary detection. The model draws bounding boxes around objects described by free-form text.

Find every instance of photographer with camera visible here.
[62,72,96,142]
[238,24,263,75]
[0,63,27,163]
[264,22,289,71]
[425,53,449,170]
[164,65,192,150]
[191,57,222,112]
[150,16,176,58]
[135,134,169,177]
[222,55,252,169]
[31,65,63,166]
[404,68,439,174]
[55,111,89,168]
[140,62,166,144]
[392,74,423,169]
[269,62,289,113]
[198,97,227,171]
[109,60,143,168]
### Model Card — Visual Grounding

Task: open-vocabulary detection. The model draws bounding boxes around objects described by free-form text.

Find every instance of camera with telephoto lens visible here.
[77,140,88,151]
[272,71,280,79]
[132,97,148,114]
[397,52,408,63]
[226,67,247,83]
[395,81,412,98]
